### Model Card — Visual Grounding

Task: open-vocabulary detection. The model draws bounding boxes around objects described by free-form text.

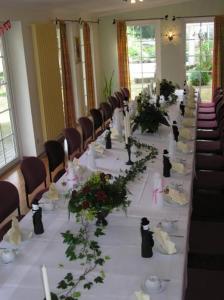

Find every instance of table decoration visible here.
[4,217,22,245]
[164,185,188,205]
[159,79,176,103]
[182,117,195,128]
[185,107,195,118]
[172,121,179,142]
[177,141,191,153]
[163,149,172,177]
[141,218,154,258]
[179,101,185,116]
[47,183,59,200]
[171,161,185,174]
[32,202,44,235]
[179,128,193,141]
[133,95,170,134]
[42,264,51,300]
[105,127,112,149]
[135,290,151,300]
[56,145,158,300]
[0,248,17,264]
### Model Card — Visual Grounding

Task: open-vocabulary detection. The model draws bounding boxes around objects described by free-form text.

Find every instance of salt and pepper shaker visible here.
[163,149,172,178]
[180,101,185,116]
[32,201,44,235]
[141,218,154,258]
[105,127,112,149]
[172,121,179,142]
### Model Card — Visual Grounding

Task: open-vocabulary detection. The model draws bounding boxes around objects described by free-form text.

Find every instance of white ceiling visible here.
[0,0,193,16]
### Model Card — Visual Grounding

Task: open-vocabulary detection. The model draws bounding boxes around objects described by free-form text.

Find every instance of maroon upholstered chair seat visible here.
[63,128,82,159]
[196,154,224,170]
[195,170,224,190]
[198,106,215,113]
[197,120,217,129]
[197,113,216,121]
[20,156,48,208]
[44,140,65,182]
[196,140,222,154]
[196,129,220,140]
[198,102,215,108]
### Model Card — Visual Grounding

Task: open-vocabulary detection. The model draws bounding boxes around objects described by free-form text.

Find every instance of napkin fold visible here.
[185,107,195,117]
[48,183,59,200]
[6,217,22,245]
[171,161,185,174]
[177,141,190,153]
[186,102,196,109]
[135,291,150,300]
[182,118,195,127]
[167,186,188,205]
[179,128,193,140]
[154,227,176,255]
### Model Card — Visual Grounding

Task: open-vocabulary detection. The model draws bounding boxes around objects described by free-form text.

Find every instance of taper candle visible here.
[41,265,51,300]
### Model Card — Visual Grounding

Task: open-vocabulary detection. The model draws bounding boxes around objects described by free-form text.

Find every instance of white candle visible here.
[41,265,51,300]
[156,79,160,96]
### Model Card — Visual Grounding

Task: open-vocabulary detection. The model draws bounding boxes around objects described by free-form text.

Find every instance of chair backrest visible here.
[78,117,94,146]
[114,91,125,107]
[0,181,21,223]
[44,140,65,173]
[20,156,46,195]
[108,96,120,110]
[100,102,112,123]
[120,87,130,100]
[63,128,81,158]
[90,108,103,131]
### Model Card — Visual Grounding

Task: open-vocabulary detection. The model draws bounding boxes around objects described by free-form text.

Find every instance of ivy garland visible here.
[52,143,158,300]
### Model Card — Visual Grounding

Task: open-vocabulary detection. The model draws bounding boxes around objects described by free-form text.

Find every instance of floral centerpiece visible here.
[133,94,170,133]
[68,172,130,226]
[160,79,178,104]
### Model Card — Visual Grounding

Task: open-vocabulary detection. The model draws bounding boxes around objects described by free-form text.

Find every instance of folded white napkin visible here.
[186,102,196,109]
[5,217,22,245]
[135,291,150,300]
[182,118,195,127]
[177,141,190,153]
[179,128,193,140]
[171,161,185,174]
[154,227,176,254]
[48,183,59,200]
[167,186,188,205]
[185,107,195,117]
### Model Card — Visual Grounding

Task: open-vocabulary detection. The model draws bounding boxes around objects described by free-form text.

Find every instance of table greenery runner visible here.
[55,141,158,300]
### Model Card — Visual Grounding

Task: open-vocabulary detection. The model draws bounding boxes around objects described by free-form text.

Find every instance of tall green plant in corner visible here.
[103,70,114,100]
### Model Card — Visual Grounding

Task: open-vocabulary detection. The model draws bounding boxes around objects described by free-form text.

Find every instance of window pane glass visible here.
[0,141,5,167]
[0,110,12,137]
[0,58,6,84]
[0,84,8,111]
[3,135,16,163]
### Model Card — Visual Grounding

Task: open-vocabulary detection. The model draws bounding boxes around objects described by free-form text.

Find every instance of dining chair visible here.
[0,181,23,240]
[197,96,223,121]
[120,87,130,100]
[44,140,66,182]
[198,89,223,113]
[78,117,94,150]
[196,154,224,171]
[197,118,224,141]
[100,102,112,128]
[63,127,82,160]
[198,87,222,109]
[20,156,48,208]
[90,108,104,139]
[197,104,224,130]
[114,91,125,107]
[108,96,120,111]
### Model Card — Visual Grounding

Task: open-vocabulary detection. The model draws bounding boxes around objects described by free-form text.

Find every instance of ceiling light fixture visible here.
[123,0,144,4]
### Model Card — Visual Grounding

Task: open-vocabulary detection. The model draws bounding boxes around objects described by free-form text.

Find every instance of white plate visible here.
[141,280,167,294]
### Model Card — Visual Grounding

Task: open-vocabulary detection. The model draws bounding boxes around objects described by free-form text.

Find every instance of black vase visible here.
[96,211,109,226]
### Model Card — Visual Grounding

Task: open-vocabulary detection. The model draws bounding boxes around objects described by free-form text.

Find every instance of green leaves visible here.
[83,282,93,289]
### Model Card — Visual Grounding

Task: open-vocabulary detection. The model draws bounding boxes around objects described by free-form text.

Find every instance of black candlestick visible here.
[32,202,44,235]
[141,218,154,258]
[180,101,185,116]
[172,121,179,142]
[156,95,160,108]
[105,127,112,149]
[126,137,134,165]
[163,149,172,178]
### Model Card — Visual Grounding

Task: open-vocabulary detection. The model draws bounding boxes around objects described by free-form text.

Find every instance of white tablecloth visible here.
[0,92,196,300]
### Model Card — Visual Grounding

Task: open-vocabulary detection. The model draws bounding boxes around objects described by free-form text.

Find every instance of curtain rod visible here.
[112,14,217,24]
[55,17,99,24]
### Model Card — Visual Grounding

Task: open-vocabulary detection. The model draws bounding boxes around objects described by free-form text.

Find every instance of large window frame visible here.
[0,34,19,173]
[185,17,214,101]
[127,20,160,98]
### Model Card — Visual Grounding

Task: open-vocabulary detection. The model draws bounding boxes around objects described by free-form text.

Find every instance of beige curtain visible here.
[212,16,224,98]
[59,21,76,127]
[117,21,131,91]
[83,22,96,112]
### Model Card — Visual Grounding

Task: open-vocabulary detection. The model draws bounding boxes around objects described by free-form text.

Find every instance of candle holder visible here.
[125,137,134,165]
[156,95,160,108]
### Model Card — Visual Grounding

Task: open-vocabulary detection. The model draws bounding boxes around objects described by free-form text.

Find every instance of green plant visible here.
[103,70,114,100]
[190,69,210,86]
[160,79,175,101]
[133,94,170,133]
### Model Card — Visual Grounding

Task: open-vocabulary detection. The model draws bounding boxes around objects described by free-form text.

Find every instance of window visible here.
[0,36,18,170]
[127,23,157,98]
[186,21,214,102]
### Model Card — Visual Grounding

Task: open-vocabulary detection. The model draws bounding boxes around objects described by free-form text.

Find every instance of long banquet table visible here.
[0,92,196,300]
